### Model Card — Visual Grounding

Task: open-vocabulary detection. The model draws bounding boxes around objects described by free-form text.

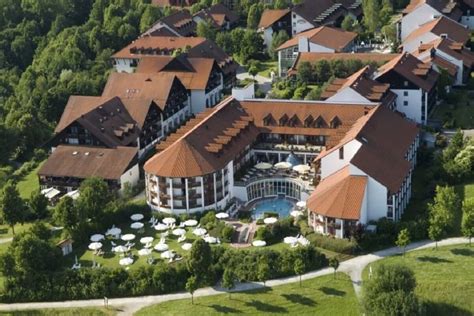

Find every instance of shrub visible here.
[307,233,359,254]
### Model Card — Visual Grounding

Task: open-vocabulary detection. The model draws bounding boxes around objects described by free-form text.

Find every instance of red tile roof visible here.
[307,166,367,220]
[277,26,357,52]
[403,16,470,45]
[258,9,290,29]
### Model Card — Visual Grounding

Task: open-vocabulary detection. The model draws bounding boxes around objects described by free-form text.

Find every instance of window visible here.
[403,101,408,106]
[404,81,408,87]
[403,91,408,96]
[339,147,344,160]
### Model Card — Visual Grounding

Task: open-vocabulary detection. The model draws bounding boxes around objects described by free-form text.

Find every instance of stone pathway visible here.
[0,237,468,315]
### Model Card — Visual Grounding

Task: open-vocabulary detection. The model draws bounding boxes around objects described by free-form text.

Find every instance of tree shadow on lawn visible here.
[319,287,346,297]
[416,256,453,264]
[450,248,474,257]
[245,300,288,313]
[281,294,316,306]
[208,304,243,314]
[424,301,473,316]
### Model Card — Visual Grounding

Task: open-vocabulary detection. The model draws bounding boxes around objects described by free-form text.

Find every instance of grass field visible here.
[0,223,34,240]
[0,307,117,315]
[363,245,474,315]
[256,60,277,78]
[136,273,359,316]
[431,89,474,129]
[17,163,43,199]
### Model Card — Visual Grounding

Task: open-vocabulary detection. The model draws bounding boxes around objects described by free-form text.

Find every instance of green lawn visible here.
[0,223,34,240]
[363,245,474,315]
[0,307,117,315]
[17,162,43,199]
[430,89,474,129]
[136,273,359,316]
[256,60,277,78]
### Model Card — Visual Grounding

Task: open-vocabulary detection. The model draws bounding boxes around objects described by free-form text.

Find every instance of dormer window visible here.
[330,116,341,129]
[304,115,313,127]
[315,116,326,128]
[279,114,289,126]
[263,114,274,126]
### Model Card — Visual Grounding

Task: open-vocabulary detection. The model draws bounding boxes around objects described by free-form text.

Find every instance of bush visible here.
[221,225,234,242]
[307,233,359,254]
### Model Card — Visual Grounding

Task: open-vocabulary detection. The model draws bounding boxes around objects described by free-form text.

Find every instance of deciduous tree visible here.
[185,275,198,304]
[462,198,474,246]
[0,181,26,235]
[329,257,339,279]
[396,228,411,256]
[222,268,236,299]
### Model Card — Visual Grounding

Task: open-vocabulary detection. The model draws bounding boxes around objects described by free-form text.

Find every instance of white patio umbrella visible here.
[293,164,311,173]
[215,212,229,219]
[121,234,136,242]
[181,243,192,251]
[154,243,169,252]
[138,248,152,256]
[274,161,292,169]
[252,240,267,247]
[114,245,128,254]
[154,223,168,231]
[107,227,121,236]
[204,236,217,244]
[131,213,144,221]
[284,236,298,244]
[255,162,272,170]
[162,217,176,225]
[130,222,144,230]
[263,217,278,224]
[90,234,104,242]
[290,210,304,217]
[140,236,154,244]
[296,201,307,208]
[88,242,103,251]
[193,227,207,236]
[172,228,186,236]
[184,219,198,227]
[119,257,134,266]
[161,250,175,259]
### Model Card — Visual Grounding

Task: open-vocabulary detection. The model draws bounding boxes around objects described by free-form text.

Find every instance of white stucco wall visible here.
[460,15,474,29]
[320,139,362,179]
[391,88,424,123]
[401,4,441,40]
[114,58,135,73]
[291,12,314,35]
[120,163,140,190]
[349,164,388,221]
[325,87,370,103]
[402,32,439,53]
[262,27,274,47]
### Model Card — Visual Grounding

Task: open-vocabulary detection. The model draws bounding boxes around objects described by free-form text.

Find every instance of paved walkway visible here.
[0,237,468,315]
[0,237,13,244]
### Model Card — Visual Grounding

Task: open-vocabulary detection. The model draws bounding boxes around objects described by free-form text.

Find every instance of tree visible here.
[222,268,236,299]
[363,264,421,316]
[362,0,381,33]
[269,30,289,59]
[341,15,355,31]
[274,0,289,9]
[0,181,26,235]
[28,189,48,220]
[185,275,199,304]
[248,65,258,79]
[329,257,339,279]
[196,19,216,41]
[257,258,270,286]
[428,185,460,247]
[246,3,261,29]
[53,196,79,233]
[76,177,111,221]
[305,86,322,100]
[297,61,313,83]
[396,228,411,256]
[461,198,474,246]
[187,239,212,284]
[140,5,162,33]
[294,257,306,287]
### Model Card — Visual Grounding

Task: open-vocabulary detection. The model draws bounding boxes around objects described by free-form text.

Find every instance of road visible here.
[0,237,468,315]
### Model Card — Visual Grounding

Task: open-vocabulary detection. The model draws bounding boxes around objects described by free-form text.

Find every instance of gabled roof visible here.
[258,9,290,29]
[194,4,238,28]
[145,10,196,36]
[321,66,397,106]
[403,0,463,19]
[152,0,197,7]
[375,53,439,92]
[102,72,185,118]
[145,97,260,178]
[317,106,418,193]
[403,16,470,45]
[292,0,347,26]
[277,26,357,52]
[415,37,474,69]
[136,55,219,90]
[39,145,137,181]
[112,36,206,59]
[307,166,367,220]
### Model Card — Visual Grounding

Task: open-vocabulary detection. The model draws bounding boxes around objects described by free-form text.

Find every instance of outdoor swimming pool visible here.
[252,197,295,219]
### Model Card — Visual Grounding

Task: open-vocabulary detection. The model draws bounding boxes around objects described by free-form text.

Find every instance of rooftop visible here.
[403,16,470,45]
[258,9,290,29]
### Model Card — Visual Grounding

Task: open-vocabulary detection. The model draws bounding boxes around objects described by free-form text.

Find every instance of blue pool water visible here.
[252,198,295,219]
